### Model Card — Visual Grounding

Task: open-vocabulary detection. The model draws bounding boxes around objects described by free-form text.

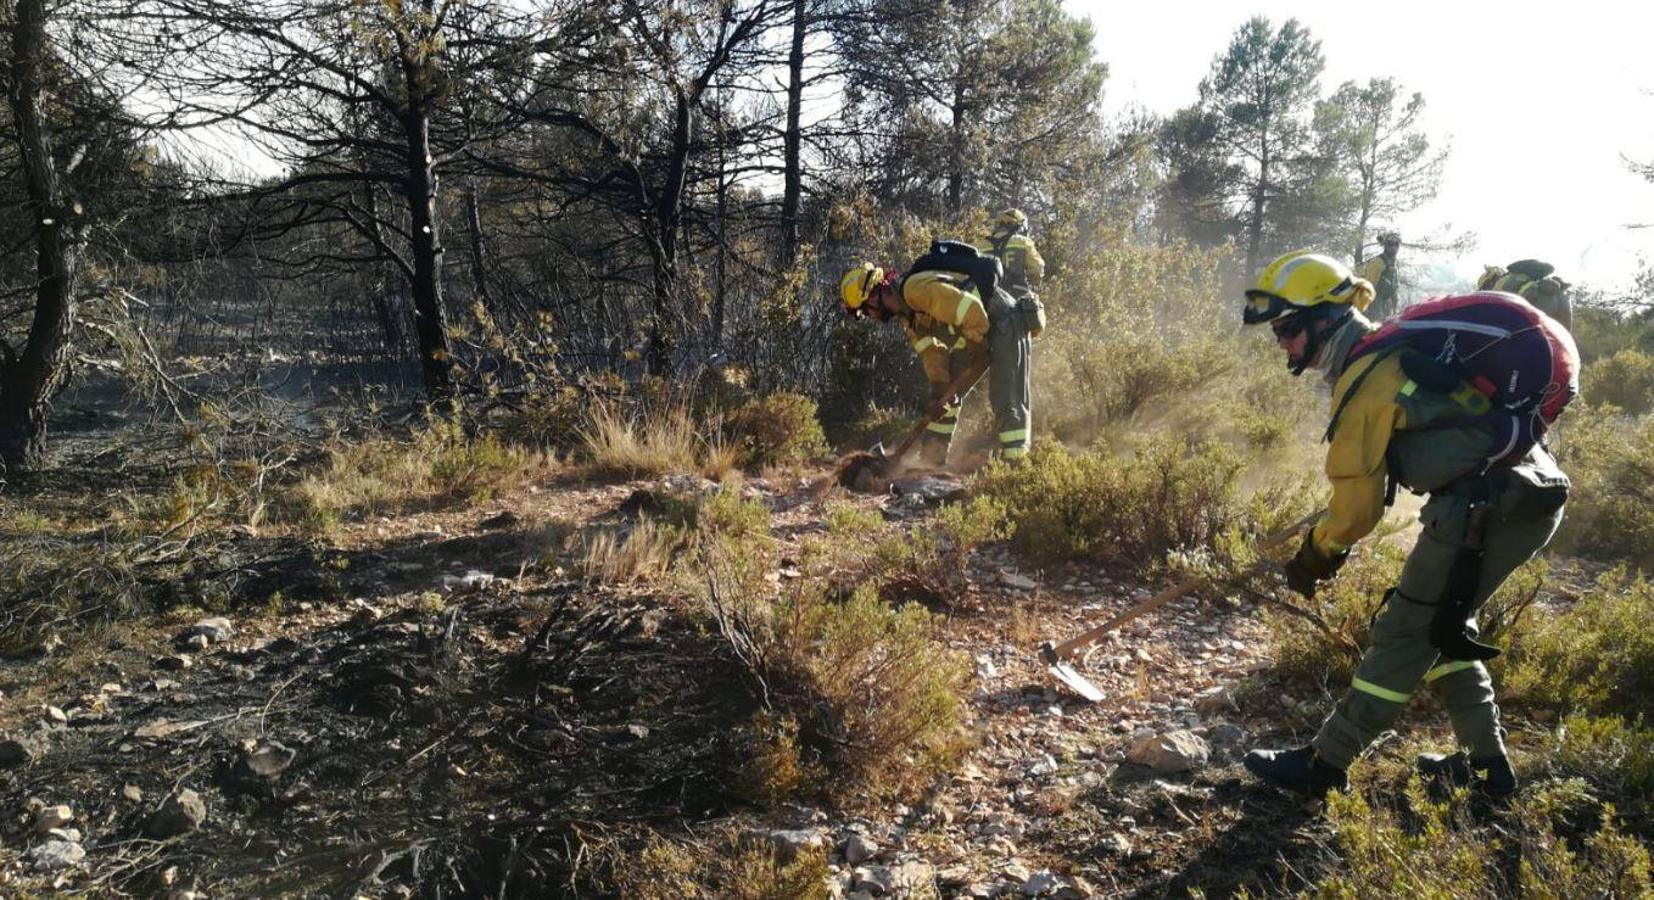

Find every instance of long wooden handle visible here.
[888,355,990,464]
[1050,508,1324,660]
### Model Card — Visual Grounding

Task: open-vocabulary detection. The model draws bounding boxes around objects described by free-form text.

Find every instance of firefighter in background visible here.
[1362,231,1402,320]
[978,208,1046,301]
[840,258,1034,464]
[1479,260,1571,331]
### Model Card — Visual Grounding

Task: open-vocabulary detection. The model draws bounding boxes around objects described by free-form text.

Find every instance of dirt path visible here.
[0,467,1483,897]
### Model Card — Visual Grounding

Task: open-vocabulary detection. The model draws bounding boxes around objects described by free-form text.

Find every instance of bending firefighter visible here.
[1240,251,1570,798]
[840,253,1034,464]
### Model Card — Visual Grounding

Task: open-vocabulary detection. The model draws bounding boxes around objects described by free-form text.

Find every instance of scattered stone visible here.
[891,861,935,891]
[135,719,207,741]
[444,570,496,592]
[0,732,47,767]
[479,510,521,530]
[34,803,74,833]
[182,634,211,653]
[843,833,877,865]
[1000,571,1038,591]
[185,617,234,644]
[1194,684,1237,714]
[623,724,650,741]
[1001,861,1032,883]
[962,883,1000,899]
[155,655,193,671]
[48,827,82,843]
[1104,833,1132,856]
[239,739,297,779]
[768,828,826,865]
[28,839,84,871]
[146,789,207,838]
[1208,722,1248,747]
[851,865,894,895]
[122,784,144,804]
[412,529,445,542]
[1021,871,1059,896]
[1126,729,1210,773]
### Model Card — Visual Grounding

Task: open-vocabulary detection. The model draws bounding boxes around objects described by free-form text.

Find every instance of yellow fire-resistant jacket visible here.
[1313,348,1496,557]
[899,270,990,387]
[977,233,1046,290]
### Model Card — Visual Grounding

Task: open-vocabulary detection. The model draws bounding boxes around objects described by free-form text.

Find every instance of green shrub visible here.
[281,422,540,530]
[1583,348,1654,416]
[698,528,969,803]
[579,518,685,585]
[1264,543,1404,689]
[1544,714,1654,796]
[970,438,1259,568]
[723,392,829,469]
[1547,405,1654,569]
[1312,780,1653,898]
[578,399,707,480]
[613,826,829,899]
[1503,569,1654,718]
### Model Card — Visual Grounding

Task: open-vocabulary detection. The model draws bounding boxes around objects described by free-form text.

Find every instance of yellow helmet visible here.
[993,208,1027,233]
[1243,251,1369,324]
[840,263,884,312]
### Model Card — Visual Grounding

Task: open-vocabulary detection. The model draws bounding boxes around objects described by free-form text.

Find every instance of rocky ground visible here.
[0,464,1492,897]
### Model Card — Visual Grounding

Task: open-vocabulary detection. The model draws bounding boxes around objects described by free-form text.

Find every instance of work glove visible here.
[1281,532,1347,599]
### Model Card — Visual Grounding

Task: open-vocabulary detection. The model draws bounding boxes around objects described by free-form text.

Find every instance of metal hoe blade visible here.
[1047,659,1105,703]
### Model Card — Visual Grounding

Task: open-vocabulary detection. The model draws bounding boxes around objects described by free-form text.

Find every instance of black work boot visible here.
[1244,745,1349,795]
[1417,750,1517,799]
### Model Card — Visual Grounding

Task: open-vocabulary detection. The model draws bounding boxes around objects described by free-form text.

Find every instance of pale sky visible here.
[1074,0,1654,292]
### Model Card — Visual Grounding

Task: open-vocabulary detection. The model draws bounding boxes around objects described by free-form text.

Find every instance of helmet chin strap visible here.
[1287,307,1352,377]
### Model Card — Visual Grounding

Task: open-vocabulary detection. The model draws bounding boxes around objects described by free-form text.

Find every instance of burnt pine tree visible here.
[0,0,82,471]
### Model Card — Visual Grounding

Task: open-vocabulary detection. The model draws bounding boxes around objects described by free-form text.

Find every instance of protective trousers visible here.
[915,291,1032,464]
[1311,480,1564,769]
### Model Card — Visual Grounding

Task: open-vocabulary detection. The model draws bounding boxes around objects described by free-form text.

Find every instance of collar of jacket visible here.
[1316,311,1379,388]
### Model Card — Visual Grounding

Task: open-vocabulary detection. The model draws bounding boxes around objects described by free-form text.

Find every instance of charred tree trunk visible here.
[647,88,693,376]
[464,179,497,316]
[0,0,81,472]
[400,38,455,407]
[779,0,806,267]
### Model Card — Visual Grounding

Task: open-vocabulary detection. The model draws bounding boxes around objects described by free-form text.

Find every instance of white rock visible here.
[29,839,85,871]
[852,864,894,895]
[1021,870,1060,896]
[842,833,877,865]
[1000,571,1037,591]
[768,828,826,865]
[187,617,234,643]
[34,803,73,833]
[1126,729,1210,773]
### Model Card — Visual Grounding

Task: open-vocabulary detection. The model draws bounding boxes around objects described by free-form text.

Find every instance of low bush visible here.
[1547,404,1654,569]
[1543,713,1654,797]
[969,438,1271,569]
[612,825,829,899]
[697,527,969,803]
[579,518,684,585]
[578,400,706,480]
[1583,348,1654,416]
[1312,780,1652,897]
[282,421,540,530]
[722,392,829,470]
[1502,569,1654,719]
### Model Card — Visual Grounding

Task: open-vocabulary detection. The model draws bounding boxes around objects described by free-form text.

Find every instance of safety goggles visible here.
[1270,313,1309,341]
[1243,290,1293,325]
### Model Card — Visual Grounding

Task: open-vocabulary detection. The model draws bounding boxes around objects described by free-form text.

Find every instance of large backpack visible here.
[906,239,1002,300]
[1339,291,1580,470]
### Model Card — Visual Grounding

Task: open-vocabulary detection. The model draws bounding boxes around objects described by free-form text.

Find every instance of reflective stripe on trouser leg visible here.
[1316,484,1565,768]
[988,298,1032,460]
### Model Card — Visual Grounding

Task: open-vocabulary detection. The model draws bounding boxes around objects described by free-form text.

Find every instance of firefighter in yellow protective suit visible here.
[978,208,1046,300]
[840,260,1032,464]
[1478,260,1571,330]
[1239,251,1568,798]
[1361,231,1402,320]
